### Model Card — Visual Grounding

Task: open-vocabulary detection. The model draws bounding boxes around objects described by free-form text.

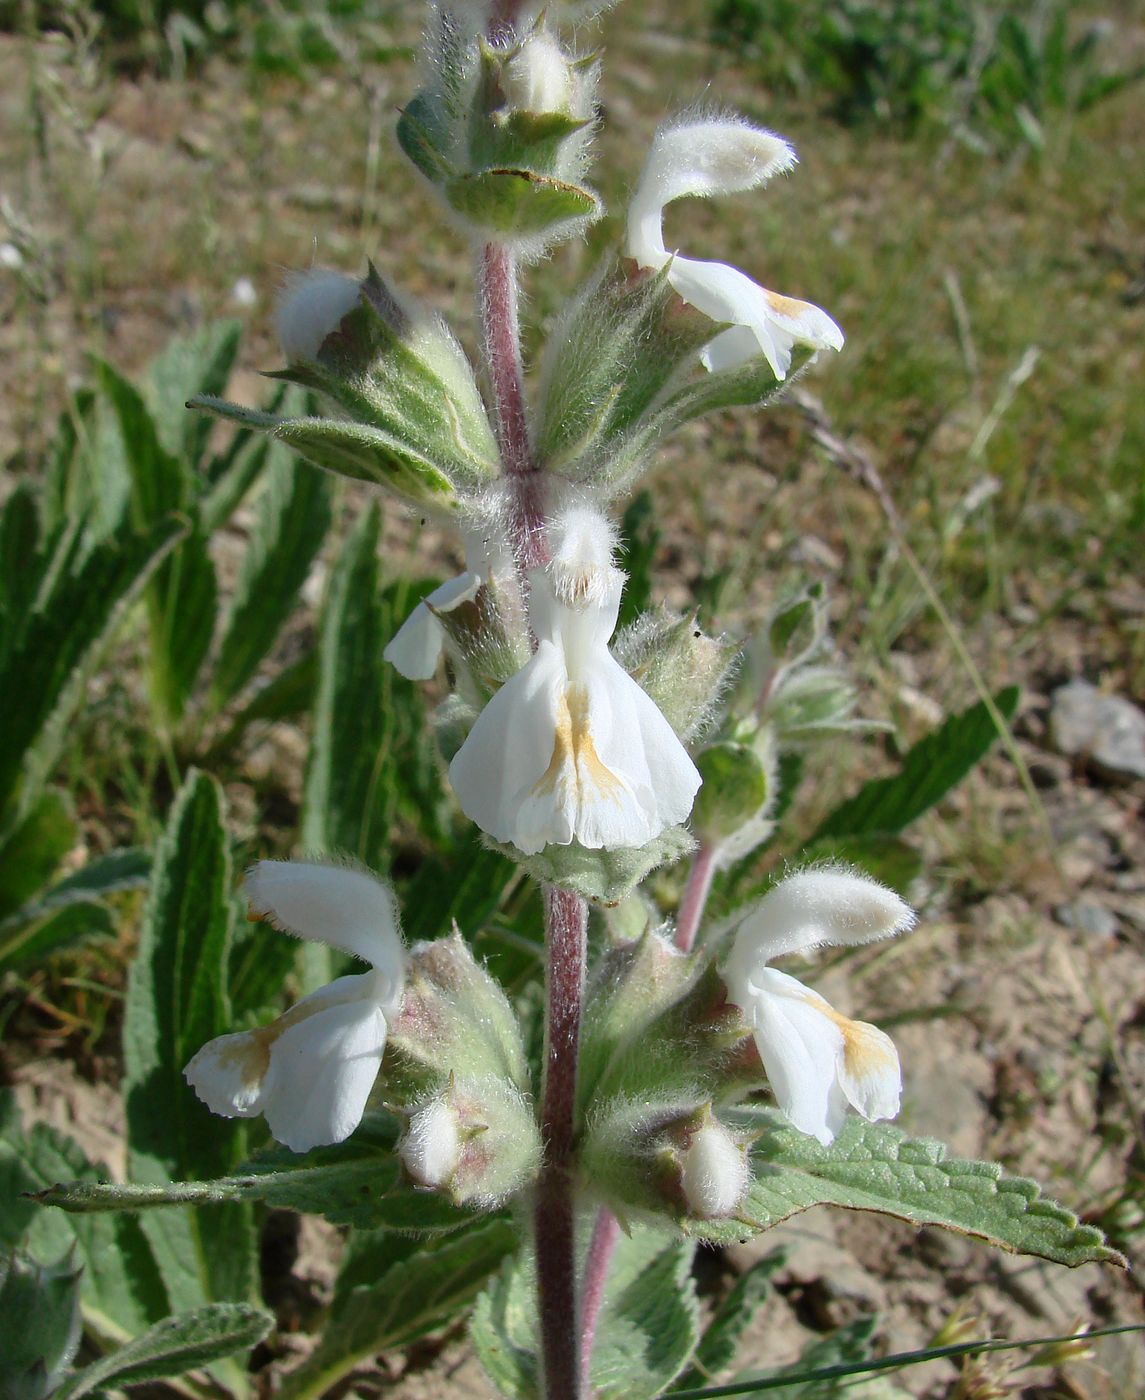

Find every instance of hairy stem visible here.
[478,242,546,571]
[675,839,716,953]
[579,1206,621,1384]
[535,885,588,1400]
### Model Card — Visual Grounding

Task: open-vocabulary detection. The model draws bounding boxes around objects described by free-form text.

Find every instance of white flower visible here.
[448,507,701,854]
[383,526,513,682]
[626,116,844,381]
[184,861,405,1153]
[680,1120,750,1218]
[723,869,914,1146]
[274,269,361,364]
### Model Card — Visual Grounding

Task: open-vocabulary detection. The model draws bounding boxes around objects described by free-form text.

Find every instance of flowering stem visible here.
[579,1206,621,1384]
[536,884,588,1400]
[675,839,717,953]
[478,243,546,571]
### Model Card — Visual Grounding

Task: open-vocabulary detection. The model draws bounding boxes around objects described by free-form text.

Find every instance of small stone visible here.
[0,241,23,269]
[1049,680,1145,781]
[230,276,257,308]
[1054,899,1118,940]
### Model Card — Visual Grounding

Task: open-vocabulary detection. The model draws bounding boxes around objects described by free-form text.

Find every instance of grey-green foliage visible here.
[276,1220,518,1400]
[123,771,257,1358]
[0,1092,167,1342]
[670,1250,785,1391]
[0,472,178,975]
[472,1224,700,1400]
[54,1304,273,1400]
[698,1110,1124,1268]
[91,325,332,735]
[0,1245,83,1400]
[36,1113,479,1235]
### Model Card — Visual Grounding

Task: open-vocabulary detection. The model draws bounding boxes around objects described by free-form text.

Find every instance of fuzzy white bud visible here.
[504,31,574,115]
[680,1121,750,1219]
[274,269,361,364]
[400,1097,463,1188]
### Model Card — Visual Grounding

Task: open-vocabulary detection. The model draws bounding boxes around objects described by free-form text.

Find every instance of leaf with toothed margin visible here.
[684,1110,1124,1269]
[445,168,600,239]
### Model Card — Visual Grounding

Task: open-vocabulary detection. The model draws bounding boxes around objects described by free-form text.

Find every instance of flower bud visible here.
[275,269,361,365]
[400,1075,542,1209]
[503,30,574,115]
[691,741,771,843]
[400,1095,463,1188]
[679,1118,751,1219]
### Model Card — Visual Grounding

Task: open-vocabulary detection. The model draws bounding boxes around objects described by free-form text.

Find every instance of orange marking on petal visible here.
[532,684,625,805]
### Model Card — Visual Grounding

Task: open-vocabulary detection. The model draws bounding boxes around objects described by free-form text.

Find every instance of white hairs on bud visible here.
[274,269,361,364]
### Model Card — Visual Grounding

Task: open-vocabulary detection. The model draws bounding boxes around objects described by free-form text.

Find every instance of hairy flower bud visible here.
[613,608,738,742]
[400,1095,463,1189]
[678,1117,751,1219]
[275,269,361,365]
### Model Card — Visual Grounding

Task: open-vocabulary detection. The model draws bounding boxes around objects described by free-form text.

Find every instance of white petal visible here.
[746,969,844,1146]
[400,1097,462,1188]
[734,868,914,968]
[274,270,360,364]
[244,861,404,997]
[383,573,481,682]
[384,602,446,681]
[574,652,701,847]
[260,993,389,1152]
[184,1029,270,1119]
[449,643,570,854]
[628,119,795,264]
[835,1017,901,1123]
[701,324,773,374]
[681,1122,750,1218]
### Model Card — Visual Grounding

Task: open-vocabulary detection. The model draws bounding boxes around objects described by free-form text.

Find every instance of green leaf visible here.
[0,901,115,978]
[0,1245,83,1399]
[0,790,77,922]
[211,651,317,755]
[0,514,184,827]
[37,1113,479,1235]
[740,1317,880,1400]
[0,483,43,660]
[400,840,521,944]
[279,1220,517,1400]
[56,1303,273,1400]
[145,522,219,728]
[670,1250,785,1391]
[93,359,190,524]
[472,1225,699,1400]
[704,1110,1124,1267]
[201,434,274,536]
[616,490,661,630]
[36,846,151,910]
[209,449,331,710]
[813,687,1020,841]
[445,168,600,238]
[123,771,256,1320]
[144,320,243,468]
[274,416,458,508]
[1,1092,167,1340]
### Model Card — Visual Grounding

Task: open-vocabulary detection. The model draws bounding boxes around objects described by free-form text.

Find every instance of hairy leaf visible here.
[57,1303,273,1400]
[123,771,256,1320]
[701,1111,1123,1268]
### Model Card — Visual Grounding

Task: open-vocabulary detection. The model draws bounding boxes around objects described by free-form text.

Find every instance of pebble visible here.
[1049,679,1145,781]
[1054,899,1118,940]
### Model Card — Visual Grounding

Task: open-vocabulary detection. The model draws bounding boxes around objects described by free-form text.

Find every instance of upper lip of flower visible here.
[626,115,844,381]
[183,862,406,1153]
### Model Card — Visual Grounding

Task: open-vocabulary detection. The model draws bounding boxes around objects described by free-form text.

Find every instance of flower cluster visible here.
[182,6,915,1240]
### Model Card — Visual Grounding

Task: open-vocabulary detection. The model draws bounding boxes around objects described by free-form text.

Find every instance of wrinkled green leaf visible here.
[472,1224,699,1400]
[279,1220,517,1400]
[814,687,1020,840]
[123,771,255,1321]
[57,1303,273,1400]
[1,1092,166,1340]
[0,1245,83,1400]
[670,1250,786,1391]
[145,320,243,468]
[0,514,184,827]
[209,449,331,710]
[700,1110,1123,1268]
[145,522,218,727]
[274,416,457,507]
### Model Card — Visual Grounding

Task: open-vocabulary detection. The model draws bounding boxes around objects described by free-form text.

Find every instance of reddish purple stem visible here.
[675,839,717,953]
[579,1207,621,1385]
